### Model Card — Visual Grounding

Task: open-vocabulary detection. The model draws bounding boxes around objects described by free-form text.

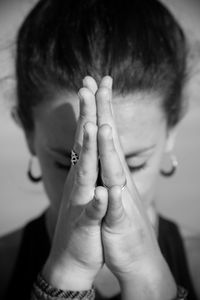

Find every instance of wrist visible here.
[42,257,95,291]
[118,256,177,300]
[33,273,95,300]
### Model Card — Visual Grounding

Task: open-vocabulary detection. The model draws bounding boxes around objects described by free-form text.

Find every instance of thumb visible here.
[105,186,126,227]
[80,186,108,226]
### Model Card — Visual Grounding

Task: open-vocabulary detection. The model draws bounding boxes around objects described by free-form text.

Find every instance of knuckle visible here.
[75,167,94,186]
[73,142,81,156]
[79,109,96,121]
[79,87,94,103]
[75,168,88,185]
[84,121,97,135]
[82,139,91,152]
[102,169,125,187]
[98,124,112,140]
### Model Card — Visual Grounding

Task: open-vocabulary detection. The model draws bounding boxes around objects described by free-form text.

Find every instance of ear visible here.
[164,126,178,153]
[11,106,36,156]
[24,131,37,156]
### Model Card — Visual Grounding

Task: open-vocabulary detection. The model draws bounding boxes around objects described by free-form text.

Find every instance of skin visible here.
[26,76,177,299]
[30,79,176,227]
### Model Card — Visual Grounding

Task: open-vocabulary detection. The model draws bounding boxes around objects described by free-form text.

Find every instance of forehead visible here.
[34,92,166,151]
[113,93,165,141]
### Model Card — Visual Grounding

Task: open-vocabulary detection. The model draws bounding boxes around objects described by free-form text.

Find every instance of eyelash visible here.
[55,161,147,173]
[55,161,71,170]
[128,162,147,172]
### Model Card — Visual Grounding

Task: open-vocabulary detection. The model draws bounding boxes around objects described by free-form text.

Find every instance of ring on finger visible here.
[103,178,127,191]
[71,149,79,166]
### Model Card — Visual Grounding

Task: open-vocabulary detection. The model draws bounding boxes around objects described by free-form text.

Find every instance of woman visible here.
[0,0,199,299]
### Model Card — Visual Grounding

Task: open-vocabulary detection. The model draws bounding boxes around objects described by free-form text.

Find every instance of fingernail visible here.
[82,77,89,88]
[104,76,113,89]
[107,76,113,89]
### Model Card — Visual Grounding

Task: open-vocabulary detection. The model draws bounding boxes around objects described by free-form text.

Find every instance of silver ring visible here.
[103,178,127,190]
[71,149,79,166]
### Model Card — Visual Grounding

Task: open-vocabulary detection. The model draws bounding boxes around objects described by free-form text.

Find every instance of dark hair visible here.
[16,0,187,131]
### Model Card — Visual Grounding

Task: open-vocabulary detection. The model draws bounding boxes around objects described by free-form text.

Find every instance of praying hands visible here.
[42,76,177,300]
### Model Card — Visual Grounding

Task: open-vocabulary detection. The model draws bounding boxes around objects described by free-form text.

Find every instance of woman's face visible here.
[30,92,176,213]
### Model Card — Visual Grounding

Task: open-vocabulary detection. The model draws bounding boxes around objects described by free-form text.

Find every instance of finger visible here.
[73,86,96,154]
[96,76,123,149]
[98,124,126,188]
[99,76,113,89]
[97,77,136,192]
[72,122,98,205]
[80,186,108,226]
[83,76,98,94]
[105,186,125,227]
[96,77,125,166]
[96,76,113,127]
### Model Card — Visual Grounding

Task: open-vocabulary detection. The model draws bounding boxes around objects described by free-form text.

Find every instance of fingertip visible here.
[78,87,96,120]
[100,76,113,89]
[78,87,94,104]
[92,194,106,211]
[94,186,108,202]
[105,185,124,226]
[93,186,108,214]
[83,187,108,223]
[82,76,98,94]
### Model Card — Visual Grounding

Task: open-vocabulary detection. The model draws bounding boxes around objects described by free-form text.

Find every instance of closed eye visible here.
[46,146,71,170]
[55,160,147,172]
[128,162,147,172]
[55,161,71,170]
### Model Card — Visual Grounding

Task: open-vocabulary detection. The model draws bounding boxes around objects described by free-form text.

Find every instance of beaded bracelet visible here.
[32,273,188,300]
[31,273,95,300]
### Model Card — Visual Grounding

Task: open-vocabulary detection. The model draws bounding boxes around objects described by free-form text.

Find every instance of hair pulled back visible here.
[16,0,187,131]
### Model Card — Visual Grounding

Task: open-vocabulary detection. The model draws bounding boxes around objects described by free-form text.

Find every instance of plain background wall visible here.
[0,0,200,236]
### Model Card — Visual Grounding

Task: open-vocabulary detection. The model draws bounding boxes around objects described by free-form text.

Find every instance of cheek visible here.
[132,170,159,205]
[130,149,165,205]
[37,148,69,209]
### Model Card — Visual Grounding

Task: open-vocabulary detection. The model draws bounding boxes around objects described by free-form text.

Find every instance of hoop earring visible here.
[160,154,178,177]
[27,157,42,183]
